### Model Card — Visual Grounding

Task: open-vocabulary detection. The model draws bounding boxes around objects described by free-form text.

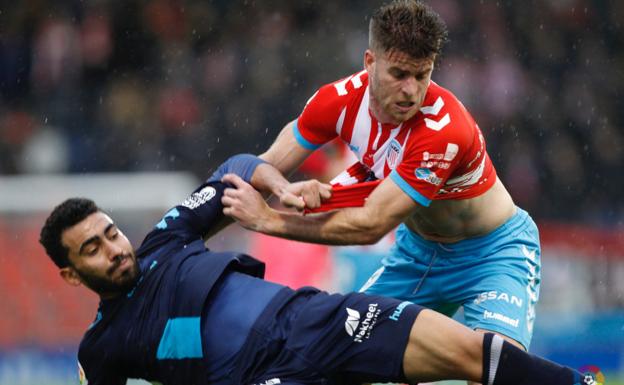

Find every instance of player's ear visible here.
[60,267,82,287]
[364,49,375,72]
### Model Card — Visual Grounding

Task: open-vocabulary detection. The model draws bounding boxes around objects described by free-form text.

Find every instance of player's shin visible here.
[481,333,588,385]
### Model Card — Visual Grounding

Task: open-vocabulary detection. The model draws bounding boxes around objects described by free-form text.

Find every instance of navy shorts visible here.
[234,287,424,385]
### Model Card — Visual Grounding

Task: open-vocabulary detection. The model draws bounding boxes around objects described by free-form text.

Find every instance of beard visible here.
[77,254,140,297]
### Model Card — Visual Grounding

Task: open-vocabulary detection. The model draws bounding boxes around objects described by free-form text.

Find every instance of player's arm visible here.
[259,120,314,176]
[222,173,420,245]
[260,82,344,206]
[153,154,329,240]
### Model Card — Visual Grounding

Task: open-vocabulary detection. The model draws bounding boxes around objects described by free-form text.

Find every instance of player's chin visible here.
[115,263,140,290]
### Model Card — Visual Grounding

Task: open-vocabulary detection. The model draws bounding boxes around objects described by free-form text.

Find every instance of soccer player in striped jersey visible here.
[222,1,542,378]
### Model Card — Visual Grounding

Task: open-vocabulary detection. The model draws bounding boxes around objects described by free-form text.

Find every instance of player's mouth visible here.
[395,101,415,113]
[108,255,130,276]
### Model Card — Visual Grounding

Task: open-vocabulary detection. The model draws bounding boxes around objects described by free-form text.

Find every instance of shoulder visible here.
[413,81,478,143]
[302,70,368,115]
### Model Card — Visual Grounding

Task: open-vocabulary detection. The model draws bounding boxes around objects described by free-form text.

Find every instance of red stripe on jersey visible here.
[304,180,381,214]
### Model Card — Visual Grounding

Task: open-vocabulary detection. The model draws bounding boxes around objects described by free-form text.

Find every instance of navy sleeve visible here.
[150,154,266,239]
[207,153,266,184]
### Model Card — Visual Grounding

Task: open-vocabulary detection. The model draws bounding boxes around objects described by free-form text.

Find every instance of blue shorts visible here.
[360,207,541,350]
[235,287,423,385]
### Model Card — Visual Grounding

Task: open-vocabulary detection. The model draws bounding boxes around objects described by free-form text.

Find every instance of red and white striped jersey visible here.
[294,70,497,207]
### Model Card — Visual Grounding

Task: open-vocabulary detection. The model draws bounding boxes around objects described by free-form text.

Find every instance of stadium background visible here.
[0,1,622,384]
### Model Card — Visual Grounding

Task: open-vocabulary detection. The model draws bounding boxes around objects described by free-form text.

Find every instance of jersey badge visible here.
[386,139,402,169]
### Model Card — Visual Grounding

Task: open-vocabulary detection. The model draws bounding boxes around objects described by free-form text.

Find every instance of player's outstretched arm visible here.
[403,309,588,385]
[221,173,418,245]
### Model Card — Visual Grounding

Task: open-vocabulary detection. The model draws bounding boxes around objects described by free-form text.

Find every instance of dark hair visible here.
[369,0,448,60]
[40,198,100,268]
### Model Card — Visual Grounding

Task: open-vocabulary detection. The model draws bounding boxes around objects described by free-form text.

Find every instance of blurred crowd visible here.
[0,0,622,225]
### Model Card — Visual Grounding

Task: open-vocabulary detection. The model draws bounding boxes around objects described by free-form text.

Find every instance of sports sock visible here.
[481,333,589,385]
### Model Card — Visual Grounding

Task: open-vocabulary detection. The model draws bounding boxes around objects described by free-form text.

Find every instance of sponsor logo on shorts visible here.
[523,245,540,335]
[474,291,523,307]
[182,186,216,209]
[358,266,384,293]
[389,301,412,321]
[345,304,381,343]
[483,310,519,328]
[345,308,360,337]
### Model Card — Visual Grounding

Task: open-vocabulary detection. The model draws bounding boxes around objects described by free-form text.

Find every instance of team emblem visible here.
[386,139,402,169]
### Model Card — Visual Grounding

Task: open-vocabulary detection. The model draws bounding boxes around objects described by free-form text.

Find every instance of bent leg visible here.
[402,310,587,385]
[403,309,482,383]
[466,328,525,385]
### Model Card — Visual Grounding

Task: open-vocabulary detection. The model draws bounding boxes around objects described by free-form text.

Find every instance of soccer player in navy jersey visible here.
[40,154,588,385]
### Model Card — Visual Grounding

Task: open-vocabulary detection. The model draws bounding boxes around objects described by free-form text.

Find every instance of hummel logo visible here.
[424,113,451,131]
[345,308,361,336]
[420,96,445,115]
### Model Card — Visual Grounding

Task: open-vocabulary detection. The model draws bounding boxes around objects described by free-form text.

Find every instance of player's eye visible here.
[389,69,407,79]
[86,246,98,255]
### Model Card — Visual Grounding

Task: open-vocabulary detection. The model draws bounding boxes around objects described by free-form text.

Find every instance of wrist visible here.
[257,208,280,235]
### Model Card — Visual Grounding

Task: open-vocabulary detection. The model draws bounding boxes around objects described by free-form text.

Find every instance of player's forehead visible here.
[381,49,434,72]
[62,212,115,250]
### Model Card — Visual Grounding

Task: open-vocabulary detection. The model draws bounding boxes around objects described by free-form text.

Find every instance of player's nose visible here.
[104,239,124,261]
[400,78,418,97]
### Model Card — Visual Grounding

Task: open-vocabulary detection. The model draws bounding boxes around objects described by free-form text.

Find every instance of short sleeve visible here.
[295,84,346,149]
[392,106,474,207]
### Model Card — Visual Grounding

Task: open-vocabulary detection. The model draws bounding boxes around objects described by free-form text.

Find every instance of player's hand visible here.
[221,173,275,231]
[278,180,332,210]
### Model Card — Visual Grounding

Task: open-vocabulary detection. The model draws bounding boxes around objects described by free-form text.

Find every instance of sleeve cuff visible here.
[293,119,322,150]
[389,170,432,207]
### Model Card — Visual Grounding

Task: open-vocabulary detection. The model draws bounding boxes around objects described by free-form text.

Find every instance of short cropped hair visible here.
[40,198,100,268]
[369,0,448,60]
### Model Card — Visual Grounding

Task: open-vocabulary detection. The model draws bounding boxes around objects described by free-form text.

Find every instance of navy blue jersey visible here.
[77,155,272,385]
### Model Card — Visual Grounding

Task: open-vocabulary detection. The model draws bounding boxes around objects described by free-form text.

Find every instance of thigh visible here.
[461,244,541,350]
[267,291,425,384]
[358,241,442,310]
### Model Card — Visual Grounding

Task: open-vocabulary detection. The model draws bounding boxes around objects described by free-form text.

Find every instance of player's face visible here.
[365,48,434,125]
[60,212,140,299]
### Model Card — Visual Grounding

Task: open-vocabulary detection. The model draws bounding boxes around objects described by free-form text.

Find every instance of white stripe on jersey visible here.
[336,107,346,137]
[350,86,372,160]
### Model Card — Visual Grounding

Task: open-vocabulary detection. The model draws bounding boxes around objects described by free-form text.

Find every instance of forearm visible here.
[258,206,387,246]
[249,163,291,197]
